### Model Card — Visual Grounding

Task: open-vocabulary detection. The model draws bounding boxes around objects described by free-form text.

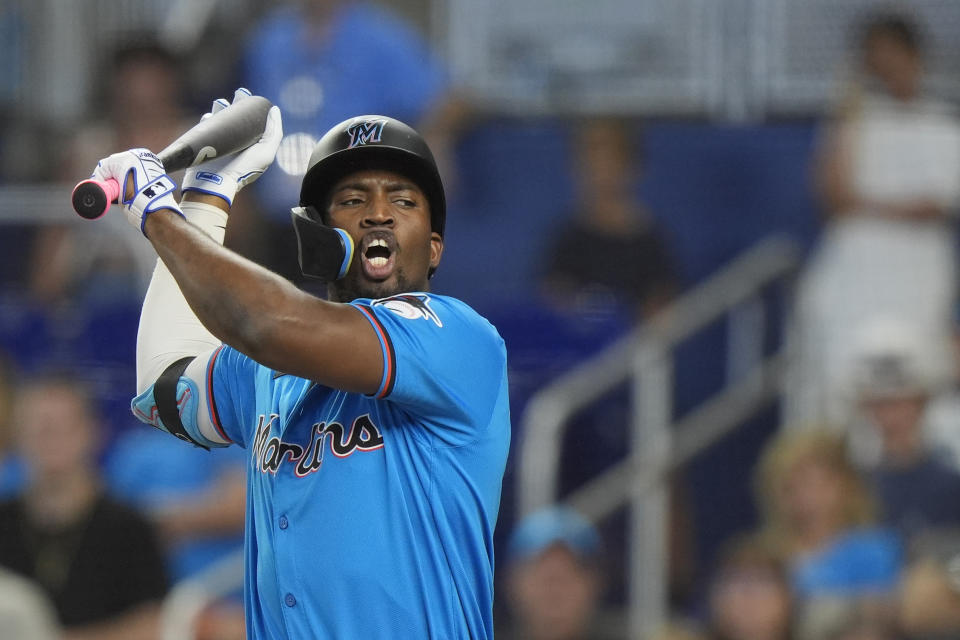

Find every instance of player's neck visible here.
[327,282,430,303]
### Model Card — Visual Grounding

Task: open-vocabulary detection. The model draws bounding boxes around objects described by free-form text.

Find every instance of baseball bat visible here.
[71,95,273,219]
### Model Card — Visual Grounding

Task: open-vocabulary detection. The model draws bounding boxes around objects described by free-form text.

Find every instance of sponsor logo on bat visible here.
[194,146,218,164]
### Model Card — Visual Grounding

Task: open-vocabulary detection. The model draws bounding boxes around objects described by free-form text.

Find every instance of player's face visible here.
[325,169,443,302]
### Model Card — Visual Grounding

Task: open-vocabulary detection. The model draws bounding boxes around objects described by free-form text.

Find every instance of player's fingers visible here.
[232,87,252,104]
[210,98,230,115]
[261,106,283,143]
[92,149,138,181]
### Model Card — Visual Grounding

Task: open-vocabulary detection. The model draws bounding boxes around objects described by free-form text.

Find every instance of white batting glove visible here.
[91,148,184,235]
[181,88,283,206]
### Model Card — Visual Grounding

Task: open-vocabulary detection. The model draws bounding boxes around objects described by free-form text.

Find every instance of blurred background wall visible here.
[3,1,960,639]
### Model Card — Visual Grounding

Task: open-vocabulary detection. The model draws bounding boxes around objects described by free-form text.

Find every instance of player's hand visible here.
[182,88,283,207]
[90,148,184,235]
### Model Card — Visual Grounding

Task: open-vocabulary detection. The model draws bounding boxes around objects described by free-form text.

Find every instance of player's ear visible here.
[429,232,443,271]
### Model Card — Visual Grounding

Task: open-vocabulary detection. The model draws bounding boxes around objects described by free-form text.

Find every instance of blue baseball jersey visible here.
[203,293,509,639]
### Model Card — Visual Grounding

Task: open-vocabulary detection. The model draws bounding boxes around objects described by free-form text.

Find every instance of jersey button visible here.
[279,516,289,530]
[285,593,296,607]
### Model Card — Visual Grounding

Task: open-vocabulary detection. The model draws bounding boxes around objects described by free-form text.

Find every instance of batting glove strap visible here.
[129,174,184,233]
[182,169,239,207]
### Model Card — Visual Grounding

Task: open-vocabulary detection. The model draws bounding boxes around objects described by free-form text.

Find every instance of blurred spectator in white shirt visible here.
[787,11,960,429]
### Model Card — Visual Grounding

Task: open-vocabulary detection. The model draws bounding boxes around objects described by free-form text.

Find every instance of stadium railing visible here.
[518,234,801,639]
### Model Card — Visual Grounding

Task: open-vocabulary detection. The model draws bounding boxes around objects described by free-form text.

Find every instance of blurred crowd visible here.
[2,1,960,639]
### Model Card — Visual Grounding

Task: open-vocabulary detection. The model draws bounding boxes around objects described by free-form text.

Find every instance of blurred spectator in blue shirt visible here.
[239,0,472,281]
[753,429,902,640]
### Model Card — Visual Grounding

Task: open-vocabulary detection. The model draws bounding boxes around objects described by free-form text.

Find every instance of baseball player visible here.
[87,90,511,638]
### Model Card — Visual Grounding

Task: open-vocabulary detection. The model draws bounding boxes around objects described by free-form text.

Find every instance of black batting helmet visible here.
[299,115,446,237]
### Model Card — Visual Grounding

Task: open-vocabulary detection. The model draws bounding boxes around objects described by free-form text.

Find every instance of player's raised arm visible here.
[88,96,454,449]
[117,90,277,391]
[88,89,294,448]
[140,200,385,394]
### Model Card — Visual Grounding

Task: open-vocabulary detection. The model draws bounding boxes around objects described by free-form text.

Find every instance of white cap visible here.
[850,317,934,399]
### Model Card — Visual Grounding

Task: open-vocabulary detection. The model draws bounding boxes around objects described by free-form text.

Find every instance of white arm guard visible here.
[132,200,233,448]
[135,200,226,394]
[131,346,231,448]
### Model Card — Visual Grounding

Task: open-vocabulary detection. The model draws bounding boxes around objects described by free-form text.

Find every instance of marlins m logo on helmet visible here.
[346,119,387,148]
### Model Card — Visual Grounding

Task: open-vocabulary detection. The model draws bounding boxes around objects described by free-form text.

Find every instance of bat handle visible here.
[71,177,121,219]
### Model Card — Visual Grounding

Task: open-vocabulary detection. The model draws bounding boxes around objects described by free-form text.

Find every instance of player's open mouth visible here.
[360,232,397,281]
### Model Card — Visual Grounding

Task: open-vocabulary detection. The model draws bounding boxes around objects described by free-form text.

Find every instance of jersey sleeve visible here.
[129,345,262,450]
[351,294,507,445]
[204,345,263,448]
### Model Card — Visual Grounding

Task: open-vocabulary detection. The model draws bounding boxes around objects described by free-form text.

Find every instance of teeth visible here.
[369,256,388,267]
[369,239,387,249]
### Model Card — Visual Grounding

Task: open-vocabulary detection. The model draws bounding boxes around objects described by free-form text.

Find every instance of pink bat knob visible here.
[71,177,121,219]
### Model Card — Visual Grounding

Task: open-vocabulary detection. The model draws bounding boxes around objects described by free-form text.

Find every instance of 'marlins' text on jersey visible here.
[251,412,385,476]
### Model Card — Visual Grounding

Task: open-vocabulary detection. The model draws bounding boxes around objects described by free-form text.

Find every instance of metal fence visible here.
[443,0,960,120]
[443,0,725,116]
[6,0,960,127]
[519,235,802,638]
